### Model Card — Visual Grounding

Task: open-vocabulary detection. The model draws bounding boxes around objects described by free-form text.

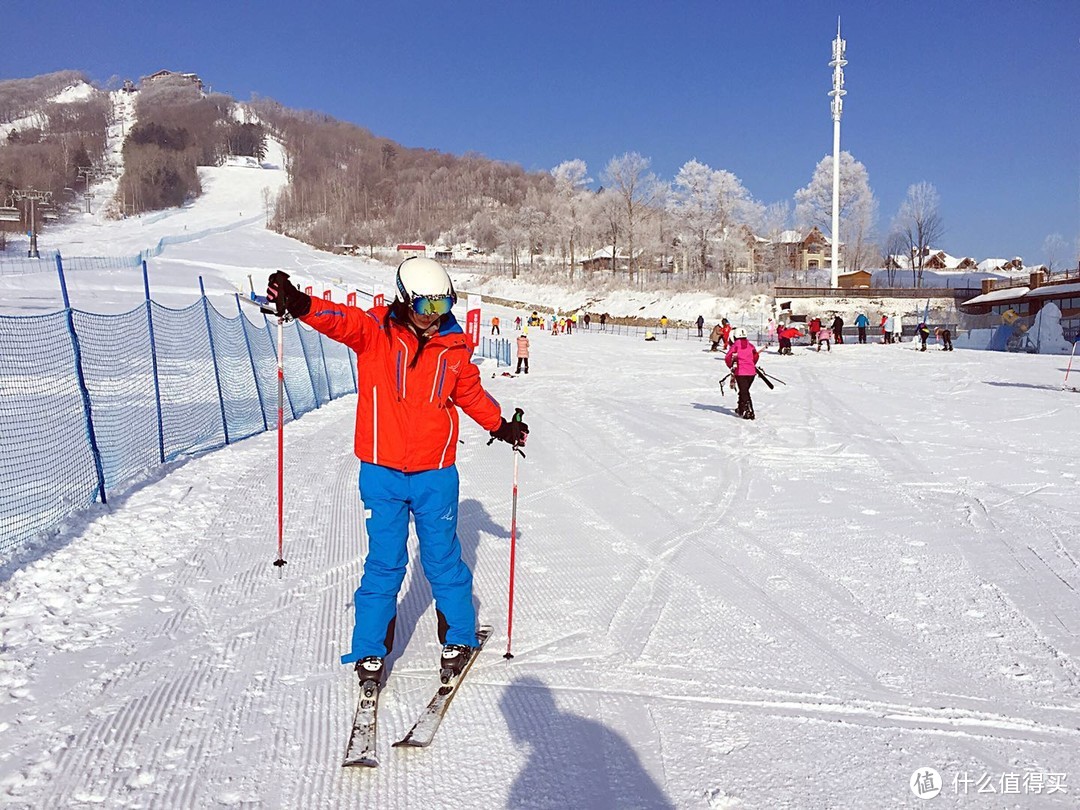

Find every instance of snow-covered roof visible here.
[1026,281,1080,298]
[776,228,833,246]
[585,246,643,260]
[960,286,1029,306]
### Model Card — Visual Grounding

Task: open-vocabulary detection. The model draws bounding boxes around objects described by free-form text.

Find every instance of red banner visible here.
[323,289,332,300]
[465,293,481,348]
[347,291,356,306]
[373,293,385,308]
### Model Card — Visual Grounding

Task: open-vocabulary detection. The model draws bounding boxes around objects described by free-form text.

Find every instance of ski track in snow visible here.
[3,294,1080,803]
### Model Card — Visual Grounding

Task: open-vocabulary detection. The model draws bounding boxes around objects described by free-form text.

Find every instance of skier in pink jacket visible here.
[724,327,761,420]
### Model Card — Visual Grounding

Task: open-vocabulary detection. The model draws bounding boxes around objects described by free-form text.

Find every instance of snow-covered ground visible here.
[2,160,1079,808]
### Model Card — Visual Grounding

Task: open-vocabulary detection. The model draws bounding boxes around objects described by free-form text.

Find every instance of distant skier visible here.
[709,323,724,352]
[516,332,530,374]
[831,314,844,344]
[514,315,522,330]
[881,314,890,344]
[725,327,760,419]
[491,315,500,335]
[809,316,821,346]
[778,324,800,355]
[766,317,777,347]
[583,312,591,329]
[265,257,529,689]
[935,327,953,351]
[660,315,669,336]
[721,318,732,350]
[817,326,833,352]
[917,322,931,351]
[854,312,869,344]
[600,312,608,331]
[696,314,705,338]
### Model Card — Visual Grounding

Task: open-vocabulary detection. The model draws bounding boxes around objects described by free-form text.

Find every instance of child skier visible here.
[817,326,833,352]
[516,332,530,374]
[724,327,760,419]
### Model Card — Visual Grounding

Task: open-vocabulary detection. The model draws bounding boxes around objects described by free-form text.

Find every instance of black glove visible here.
[490,416,529,448]
[266,271,311,318]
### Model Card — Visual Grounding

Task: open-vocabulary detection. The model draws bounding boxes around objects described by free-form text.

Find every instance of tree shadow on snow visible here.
[387,498,510,669]
[499,676,674,809]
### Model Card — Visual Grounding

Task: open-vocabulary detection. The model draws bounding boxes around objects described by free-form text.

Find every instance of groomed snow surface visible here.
[2,164,1080,807]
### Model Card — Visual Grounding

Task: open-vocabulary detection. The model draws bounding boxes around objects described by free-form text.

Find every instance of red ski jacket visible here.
[300,302,502,472]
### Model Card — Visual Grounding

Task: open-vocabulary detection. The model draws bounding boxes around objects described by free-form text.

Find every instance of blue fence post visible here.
[200,276,229,446]
[58,254,107,504]
[55,251,71,308]
[237,294,268,432]
[142,260,166,464]
[316,332,332,400]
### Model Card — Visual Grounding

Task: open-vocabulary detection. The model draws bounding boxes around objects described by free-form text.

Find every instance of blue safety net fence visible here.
[477,335,512,367]
[0,297,358,559]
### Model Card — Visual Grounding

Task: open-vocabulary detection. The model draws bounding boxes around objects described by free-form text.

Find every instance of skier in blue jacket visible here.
[854,312,870,344]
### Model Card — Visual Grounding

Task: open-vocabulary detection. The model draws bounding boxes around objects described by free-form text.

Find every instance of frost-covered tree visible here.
[550,159,591,277]
[793,151,878,273]
[602,152,657,279]
[891,181,944,287]
[757,201,791,281]
[669,159,761,281]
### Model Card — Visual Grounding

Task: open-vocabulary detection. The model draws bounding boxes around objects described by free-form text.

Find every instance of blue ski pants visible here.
[342,462,478,663]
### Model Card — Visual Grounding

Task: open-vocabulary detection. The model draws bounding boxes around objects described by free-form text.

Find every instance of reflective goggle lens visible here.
[412,295,453,316]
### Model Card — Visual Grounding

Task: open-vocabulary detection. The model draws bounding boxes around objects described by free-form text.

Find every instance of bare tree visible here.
[1042,233,1068,276]
[883,231,908,286]
[892,181,944,287]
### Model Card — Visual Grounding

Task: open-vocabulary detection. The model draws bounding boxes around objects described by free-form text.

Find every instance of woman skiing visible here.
[266,257,529,688]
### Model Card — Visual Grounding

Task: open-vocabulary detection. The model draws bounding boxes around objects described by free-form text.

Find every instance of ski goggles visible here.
[410,294,454,316]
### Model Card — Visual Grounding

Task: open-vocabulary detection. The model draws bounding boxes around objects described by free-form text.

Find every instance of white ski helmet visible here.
[395,257,457,306]
[734,327,748,339]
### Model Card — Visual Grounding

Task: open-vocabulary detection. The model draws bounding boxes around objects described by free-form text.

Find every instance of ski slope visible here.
[2,160,1080,806]
[2,311,1079,807]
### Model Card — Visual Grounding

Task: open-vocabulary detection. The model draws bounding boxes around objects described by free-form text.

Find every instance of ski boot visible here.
[439,644,473,684]
[742,408,755,421]
[355,656,385,695]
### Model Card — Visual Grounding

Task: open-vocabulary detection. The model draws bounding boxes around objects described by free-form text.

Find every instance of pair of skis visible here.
[342,626,493,768]
[718,368,785,393]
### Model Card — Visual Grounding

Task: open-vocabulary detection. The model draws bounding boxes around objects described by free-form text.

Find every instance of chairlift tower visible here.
[77,165,97,214]
[829,18,847,288]
[11,188,52,258]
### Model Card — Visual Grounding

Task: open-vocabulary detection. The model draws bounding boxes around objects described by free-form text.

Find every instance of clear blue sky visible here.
[5,0,1078,265]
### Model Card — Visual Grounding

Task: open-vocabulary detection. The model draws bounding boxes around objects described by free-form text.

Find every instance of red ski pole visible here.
[274,314,287,569]
[504,408,525,659]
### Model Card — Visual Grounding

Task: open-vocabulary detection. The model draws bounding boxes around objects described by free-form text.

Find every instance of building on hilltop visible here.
[140,70,203,91]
